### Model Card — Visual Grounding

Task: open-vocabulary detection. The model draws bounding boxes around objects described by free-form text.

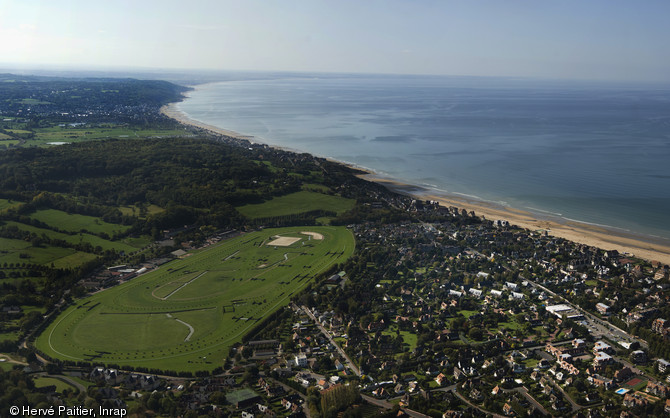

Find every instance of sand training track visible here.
[266,236,302,247]
[301,231,324,240]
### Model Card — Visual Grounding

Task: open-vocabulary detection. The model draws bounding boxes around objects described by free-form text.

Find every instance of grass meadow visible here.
[33,376,78,393]
[31,209,131,236]
[0,198,22,212]
[236,191,355,219]
[0,211,139,268]
[36,226,354,372]
[4,221,140,253]
[0,237,90,267]
[28,126,192,147]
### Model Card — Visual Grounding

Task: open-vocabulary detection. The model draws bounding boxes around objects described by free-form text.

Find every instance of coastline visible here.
[161,89,255,141]
[162,101,670,266]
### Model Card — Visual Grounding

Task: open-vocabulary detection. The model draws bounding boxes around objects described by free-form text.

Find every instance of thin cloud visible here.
[177,24,224,31]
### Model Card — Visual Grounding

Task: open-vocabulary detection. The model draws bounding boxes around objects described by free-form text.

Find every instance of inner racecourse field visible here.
[35,226,354,372]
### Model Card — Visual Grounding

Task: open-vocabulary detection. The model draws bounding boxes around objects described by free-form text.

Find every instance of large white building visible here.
[294,353,308,367]
[546,304,583,319]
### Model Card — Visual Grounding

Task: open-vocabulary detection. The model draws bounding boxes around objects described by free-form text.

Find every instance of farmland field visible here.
[4,221,140,253]
[0,237,86,266]
[33,376,77,393]
[36,226,354,372]
[236,191,355,219]
[0,199,22,212]
[31,209,131,236]
[118,204,164,218]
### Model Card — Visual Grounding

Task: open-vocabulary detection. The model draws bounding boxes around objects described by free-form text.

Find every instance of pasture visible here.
[33,376,77,393]
[27,126,191,147]
[4,221,140,253]
[236,190,355,219]
[0,199,22,212]
[118,204,165,218]
[36,226,354,372]
[30,209,130,236]
[0,237,88,267]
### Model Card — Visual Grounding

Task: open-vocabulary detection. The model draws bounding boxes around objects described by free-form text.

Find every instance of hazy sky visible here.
[2,0,670,82]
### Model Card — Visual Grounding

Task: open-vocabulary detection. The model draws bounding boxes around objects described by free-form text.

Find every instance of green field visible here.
[26,126,191,147]
[36,226,354,371]
[33,376,77,393]
[458,310,479,318]
[4,221,141,253]
[19,98,51,105]
[0,331,19,342]
[0,361,15,371]
[31,209,131,236]
[0,199,22,212]
[0,235,99,267]
[237,191,355,219]
[119,204,165,218]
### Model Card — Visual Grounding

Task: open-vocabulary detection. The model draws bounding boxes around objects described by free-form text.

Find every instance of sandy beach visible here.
[162,102,670,266]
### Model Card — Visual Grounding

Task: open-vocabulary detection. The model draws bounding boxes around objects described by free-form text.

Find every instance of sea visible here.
[175,73,670,242]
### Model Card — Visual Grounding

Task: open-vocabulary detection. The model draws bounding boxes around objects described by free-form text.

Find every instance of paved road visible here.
[361,394,431,418]
[301,305,360,376]
[32,372,88,393]
[502,386,550,416]
[264,375,311,418]
[525,279,646,349]
[451,390,506,418]
[543,373,579,412]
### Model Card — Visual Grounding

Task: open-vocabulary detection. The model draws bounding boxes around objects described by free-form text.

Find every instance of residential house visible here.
[657,359,670,374]
[294,353,308,367]
[646,382,670,398]
[502,403,515,416]
[596,303,610,315]
[631,350,647,364]
[594,352,613,366]
[593,340,614,354]
[623,393,648,408]
[588,374,613,390]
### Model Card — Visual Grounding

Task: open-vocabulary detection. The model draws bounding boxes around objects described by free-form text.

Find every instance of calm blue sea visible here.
[176,73,670,241]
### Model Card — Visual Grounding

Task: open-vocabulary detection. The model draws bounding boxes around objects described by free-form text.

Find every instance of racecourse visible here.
[35,226,354,372]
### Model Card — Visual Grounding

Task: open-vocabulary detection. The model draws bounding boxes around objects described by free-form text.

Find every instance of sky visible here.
[1,0,670,82]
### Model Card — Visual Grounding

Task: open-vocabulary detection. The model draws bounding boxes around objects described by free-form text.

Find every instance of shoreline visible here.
[162,101,670,266]
[161,87,255,141]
